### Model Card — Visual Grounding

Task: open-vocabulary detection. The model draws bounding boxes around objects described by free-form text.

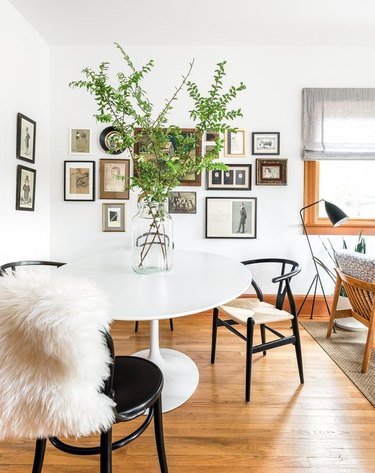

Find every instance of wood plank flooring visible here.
[1,313,375,472]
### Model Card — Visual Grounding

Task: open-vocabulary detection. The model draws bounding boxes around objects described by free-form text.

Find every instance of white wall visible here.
[0,0,50,263]
[49,45,375,293]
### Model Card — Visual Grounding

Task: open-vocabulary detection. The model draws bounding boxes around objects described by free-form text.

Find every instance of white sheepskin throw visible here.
[0,269,115,440]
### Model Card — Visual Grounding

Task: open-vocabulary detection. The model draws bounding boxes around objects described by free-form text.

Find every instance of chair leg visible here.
[260,324,267,356]
[245,318,255,402]
[211,308,219,364]
[169,318,174,331]
[32,438,47,473]
[292,317,304,384]
[153,397,168,473]
[100,428,112,473]
[135,321,139,333]
[362,322,375,373]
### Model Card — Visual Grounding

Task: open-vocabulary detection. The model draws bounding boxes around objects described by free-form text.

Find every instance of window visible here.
[302,88,375,235]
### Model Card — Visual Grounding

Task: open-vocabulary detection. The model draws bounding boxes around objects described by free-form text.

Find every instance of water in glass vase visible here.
[132,200,173,274]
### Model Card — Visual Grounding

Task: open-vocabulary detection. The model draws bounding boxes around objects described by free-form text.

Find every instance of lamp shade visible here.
[324,201,349,227]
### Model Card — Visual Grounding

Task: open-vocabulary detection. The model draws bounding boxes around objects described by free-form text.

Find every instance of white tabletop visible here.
[61,248,252,321]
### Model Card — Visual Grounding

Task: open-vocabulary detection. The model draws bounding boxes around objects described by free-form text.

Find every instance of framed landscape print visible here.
[102,203,125,232]
[206,164,252,190]
[16,165,36,211]
[16,113,36,163]
[133,127,202,186]
[224,129,246,157]
[64,161,95,201]
[69,128,91,154]
[168,192,196,214]
[252,132,280,155]
[206,197,257,239]
[99,159,130,199]
[256,159,287,185]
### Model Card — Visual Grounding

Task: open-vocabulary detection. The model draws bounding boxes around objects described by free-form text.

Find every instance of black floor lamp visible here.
[298,199,349,319]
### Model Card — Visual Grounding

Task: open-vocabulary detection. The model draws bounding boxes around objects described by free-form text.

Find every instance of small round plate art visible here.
[99,126,125,155]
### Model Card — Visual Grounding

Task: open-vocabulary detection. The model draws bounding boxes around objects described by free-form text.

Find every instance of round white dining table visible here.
[61,247,252,412]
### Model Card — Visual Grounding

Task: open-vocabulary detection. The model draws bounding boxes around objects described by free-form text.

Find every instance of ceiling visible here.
[9,0,375,46]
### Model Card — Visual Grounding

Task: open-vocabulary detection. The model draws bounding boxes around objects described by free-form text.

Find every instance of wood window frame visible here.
[303,161,375,235]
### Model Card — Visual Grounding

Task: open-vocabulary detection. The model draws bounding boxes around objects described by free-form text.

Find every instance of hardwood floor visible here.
[1,313,375,472]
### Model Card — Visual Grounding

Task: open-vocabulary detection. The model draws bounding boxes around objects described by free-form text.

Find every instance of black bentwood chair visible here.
[211,258,304,402]
[0,265,168,473]
[0,260,66,274]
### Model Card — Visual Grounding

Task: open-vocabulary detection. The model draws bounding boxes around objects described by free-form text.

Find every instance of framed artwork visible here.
[102,203,125,232]
[205,130,220,142]
[252,132,280,155]
[256,159,287,185]
[206,197,257,239]
[134,127,202,186]
[69,128,91,154]
[168,192,196,214]
[16,113,36,163]
[99,159,130,199]
[64,161,95,201]
[206,164,252,190]
[100,126,125,155]
[16,165,36,211]
[224,129,246,157]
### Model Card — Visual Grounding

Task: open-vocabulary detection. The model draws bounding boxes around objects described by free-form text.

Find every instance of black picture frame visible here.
[252,132,280,155]
[168,192,197,214]
[64,161,96,201]
[16,165,36,211]
[205,197,257,239]
[206,164,252,190]
[16,113,36,163]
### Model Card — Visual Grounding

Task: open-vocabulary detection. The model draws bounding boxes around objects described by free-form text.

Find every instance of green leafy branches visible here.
[69,44,246,203]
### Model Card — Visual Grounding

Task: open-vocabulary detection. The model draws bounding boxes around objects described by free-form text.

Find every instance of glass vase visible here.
[131,200,173,274]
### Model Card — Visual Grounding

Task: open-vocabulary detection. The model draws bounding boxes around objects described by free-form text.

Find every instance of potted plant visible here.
[70,43,246,274]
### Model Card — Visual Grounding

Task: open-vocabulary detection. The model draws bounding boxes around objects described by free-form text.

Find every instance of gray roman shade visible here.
[302,88,375,160]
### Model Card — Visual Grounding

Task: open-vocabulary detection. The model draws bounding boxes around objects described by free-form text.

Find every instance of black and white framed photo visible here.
[252,132,280,155]
[16,165,36,211]
[256,159,287,185]
[206,197,257,239]
[206,164,252,190]
[16,113,36,163]
[64,161,95,201]
[168,192,196,214]
[205,130,220,142]
[99,158,130,199]
[102,203,125,232]
[224,129,246,157]
[69,128,91,154]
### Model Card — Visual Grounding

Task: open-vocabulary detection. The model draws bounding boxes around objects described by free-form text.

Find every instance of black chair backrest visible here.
[0,260,66,276]
[241,258,301,314]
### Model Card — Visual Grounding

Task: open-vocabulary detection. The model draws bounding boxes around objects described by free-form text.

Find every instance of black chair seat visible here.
[113,356,163,421]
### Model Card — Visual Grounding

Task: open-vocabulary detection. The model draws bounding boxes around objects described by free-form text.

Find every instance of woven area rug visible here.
[300,321,375,407]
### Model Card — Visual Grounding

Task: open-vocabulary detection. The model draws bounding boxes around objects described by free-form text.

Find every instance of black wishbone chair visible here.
[0,260,66,274]
[211,258,304,402]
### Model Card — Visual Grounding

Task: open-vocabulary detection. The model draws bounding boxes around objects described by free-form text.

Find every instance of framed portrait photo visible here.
[64,161,95,201]
[206,197,257,239]
[16,113,36,163]
[256,159,287,186]
[206,164,252,190]
[99,159,130,199]
[252,132,280,155]
[102,203,125,232]
[16,165,36,211]
[224,129,246,157]
[168,192,196,214]
[69,128,91,154]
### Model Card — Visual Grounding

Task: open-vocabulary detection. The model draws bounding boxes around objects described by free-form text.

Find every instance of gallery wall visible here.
[0,0,50,262]
[48,45,375,293]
